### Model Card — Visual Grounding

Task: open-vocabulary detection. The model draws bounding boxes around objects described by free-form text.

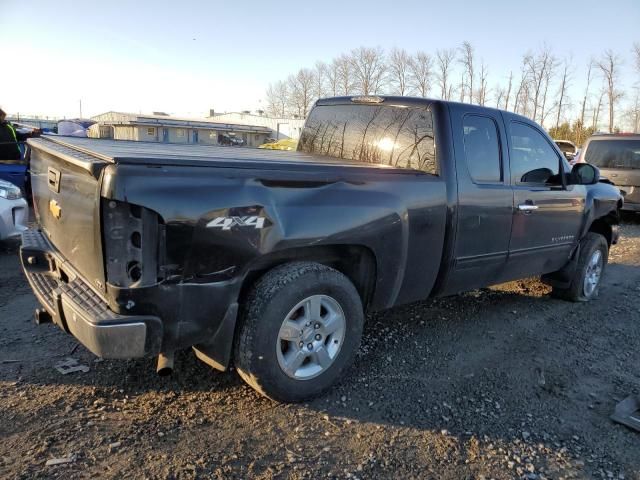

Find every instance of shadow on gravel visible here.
[8,261,640,401]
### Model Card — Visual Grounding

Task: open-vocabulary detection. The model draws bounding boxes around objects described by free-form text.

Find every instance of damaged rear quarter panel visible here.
[101,162,448,311]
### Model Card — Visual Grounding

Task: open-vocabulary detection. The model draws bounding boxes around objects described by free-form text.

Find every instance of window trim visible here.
[462,113,504,185]
[146,127,156,136]
[176,128,185,138]
[509,120,563,187]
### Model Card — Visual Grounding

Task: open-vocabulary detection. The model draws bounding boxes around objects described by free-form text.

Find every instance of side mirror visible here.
[521,167,554,183]
[563,151,576,161]
[570,163,600,185]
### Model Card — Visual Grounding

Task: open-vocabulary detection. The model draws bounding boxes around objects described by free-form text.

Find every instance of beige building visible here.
[89,112,272,147]
[209,112,306,140]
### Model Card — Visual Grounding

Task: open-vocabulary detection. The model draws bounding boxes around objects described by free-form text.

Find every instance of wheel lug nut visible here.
[314,323,320,329]
[307,343,313,350]
[315,334,321,340]
[299,341,304,348]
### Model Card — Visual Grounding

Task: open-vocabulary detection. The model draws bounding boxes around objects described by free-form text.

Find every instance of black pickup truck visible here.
[21,96,622,402]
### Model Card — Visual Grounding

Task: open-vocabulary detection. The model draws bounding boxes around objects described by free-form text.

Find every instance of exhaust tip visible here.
[34,308,52,325]
[156,352,174,376]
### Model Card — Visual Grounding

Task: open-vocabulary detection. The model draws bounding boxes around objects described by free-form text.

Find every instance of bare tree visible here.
[554,58,572,130]
[579,60,594,127]
[459,41,475,103]
[631,44,640,132]
[436,48,456,100]
[325,59,341,97]
[312,61,327,101]
[388,48,411,95]
[539,70,552,125]
[265,80,289,117]
[513,61,529,115]
[477,61,489,105]
[626,88,640,133]
[350,46,387,96]
[524,46,556,122]
[592,87,606,130]
[335,54,354,95]
[504,71,513,111]
[596,49,624,133]
[408,51,433,97]
[287,68,314,118]
[494,85,505,108]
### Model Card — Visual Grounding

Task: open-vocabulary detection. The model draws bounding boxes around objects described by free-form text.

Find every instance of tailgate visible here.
[28,137,111,293]
[599,167,640,204]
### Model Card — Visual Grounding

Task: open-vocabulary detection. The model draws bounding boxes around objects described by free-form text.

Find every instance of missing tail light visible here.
[102,199,165,288]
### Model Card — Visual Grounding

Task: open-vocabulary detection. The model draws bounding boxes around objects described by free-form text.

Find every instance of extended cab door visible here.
[504,117,584,276]
[443,105,514,294]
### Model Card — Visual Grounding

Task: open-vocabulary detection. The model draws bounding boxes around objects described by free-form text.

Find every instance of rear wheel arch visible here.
[237,244,377,313]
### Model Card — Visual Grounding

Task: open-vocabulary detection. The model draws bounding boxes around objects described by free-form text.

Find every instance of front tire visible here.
[552,232,608,302]
[234,262,364,402]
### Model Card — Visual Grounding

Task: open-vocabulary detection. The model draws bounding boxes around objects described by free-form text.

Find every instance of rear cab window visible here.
[298,103,437,175]
[584,138,640,169]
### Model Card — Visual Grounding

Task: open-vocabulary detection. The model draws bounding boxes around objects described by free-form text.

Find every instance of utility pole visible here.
[79,99,83,119]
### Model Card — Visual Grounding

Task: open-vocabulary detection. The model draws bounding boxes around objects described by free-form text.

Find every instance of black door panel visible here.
[443,105,513,295]
[505,118,582,276]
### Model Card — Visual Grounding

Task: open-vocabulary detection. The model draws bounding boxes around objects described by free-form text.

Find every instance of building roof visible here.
[91,111,272,134]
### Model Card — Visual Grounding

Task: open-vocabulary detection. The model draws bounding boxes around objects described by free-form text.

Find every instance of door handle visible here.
[518,204,539,212]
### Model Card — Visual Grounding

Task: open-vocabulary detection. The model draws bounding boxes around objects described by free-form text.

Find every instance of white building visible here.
[209,112,306,140]
[89,111,272,147]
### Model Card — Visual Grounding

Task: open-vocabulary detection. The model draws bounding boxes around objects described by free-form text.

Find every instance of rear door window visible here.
[509,122,560,184]
[463,115,502,183]
[584,139,640,169]
[299,104,437,174]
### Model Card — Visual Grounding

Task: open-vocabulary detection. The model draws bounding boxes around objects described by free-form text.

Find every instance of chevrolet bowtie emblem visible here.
[49,199,62,219]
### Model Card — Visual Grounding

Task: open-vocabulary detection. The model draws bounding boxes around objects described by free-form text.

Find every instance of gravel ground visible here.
[1,218,639,479]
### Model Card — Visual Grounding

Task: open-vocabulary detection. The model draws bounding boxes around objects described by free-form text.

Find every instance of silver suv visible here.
[582,134,640,212]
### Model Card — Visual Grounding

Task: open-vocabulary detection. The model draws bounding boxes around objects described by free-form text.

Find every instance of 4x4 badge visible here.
[207,216,266,231]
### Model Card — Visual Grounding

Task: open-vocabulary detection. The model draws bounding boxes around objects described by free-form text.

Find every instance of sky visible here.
[0,0,639,120]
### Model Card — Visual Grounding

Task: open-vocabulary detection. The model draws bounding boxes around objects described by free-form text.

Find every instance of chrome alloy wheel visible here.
[583,249,603,297]
[276,295,346,380]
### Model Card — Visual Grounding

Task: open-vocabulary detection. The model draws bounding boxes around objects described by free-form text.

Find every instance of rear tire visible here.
[551,232,608,302]
[234,262,364,402]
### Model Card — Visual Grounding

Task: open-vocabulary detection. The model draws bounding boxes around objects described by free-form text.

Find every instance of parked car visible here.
[20,96,622,402]
[218,133,244,146]
[554,139,578,163]
[0,179,28,241]
[581,133,640,212]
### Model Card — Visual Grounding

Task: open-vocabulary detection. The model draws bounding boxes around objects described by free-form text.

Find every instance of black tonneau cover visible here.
[30,136,403,171]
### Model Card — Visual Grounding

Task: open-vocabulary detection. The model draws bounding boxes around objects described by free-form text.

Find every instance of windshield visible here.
[555,141,575,154]
[584,139,640,169]
[298,104,437,174]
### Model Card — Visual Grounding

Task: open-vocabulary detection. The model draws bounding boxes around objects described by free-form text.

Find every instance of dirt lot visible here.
[1,219,639,480]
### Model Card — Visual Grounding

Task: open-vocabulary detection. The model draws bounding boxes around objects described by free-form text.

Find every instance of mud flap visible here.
[541,244,580,289]
[611,395,640,433]
[192,303,238,371]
